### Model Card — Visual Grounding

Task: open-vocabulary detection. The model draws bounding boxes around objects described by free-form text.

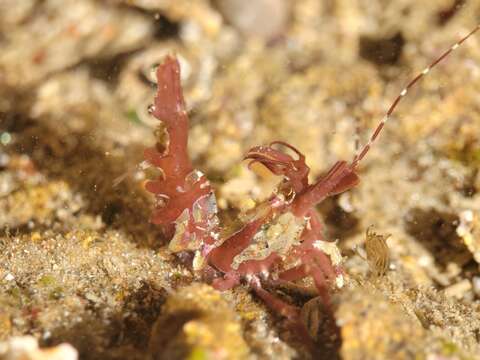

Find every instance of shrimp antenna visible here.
[351,24,480,168]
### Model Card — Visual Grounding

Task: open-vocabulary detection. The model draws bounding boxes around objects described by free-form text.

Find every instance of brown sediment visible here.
[1,1,480,359]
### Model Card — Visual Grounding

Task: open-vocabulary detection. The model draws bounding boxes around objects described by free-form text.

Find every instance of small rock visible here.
[148,284,249,360]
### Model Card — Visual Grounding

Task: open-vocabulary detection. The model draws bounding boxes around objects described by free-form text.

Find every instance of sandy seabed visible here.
[1,1,480,359]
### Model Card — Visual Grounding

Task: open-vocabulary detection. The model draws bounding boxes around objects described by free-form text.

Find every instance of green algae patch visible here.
[38,275,56,287]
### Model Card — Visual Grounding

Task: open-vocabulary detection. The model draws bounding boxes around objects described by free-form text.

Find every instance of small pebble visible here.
[443,279,472,299]
[216,0,290,39]
[472,276,480,298]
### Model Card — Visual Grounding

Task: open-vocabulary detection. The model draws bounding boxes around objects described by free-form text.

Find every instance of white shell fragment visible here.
[0,336,78,360]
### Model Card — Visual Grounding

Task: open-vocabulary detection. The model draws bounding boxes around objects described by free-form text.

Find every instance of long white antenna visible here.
[352,24,480,167]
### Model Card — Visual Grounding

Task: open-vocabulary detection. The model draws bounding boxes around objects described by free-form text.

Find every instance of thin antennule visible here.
[351,24,480,168]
